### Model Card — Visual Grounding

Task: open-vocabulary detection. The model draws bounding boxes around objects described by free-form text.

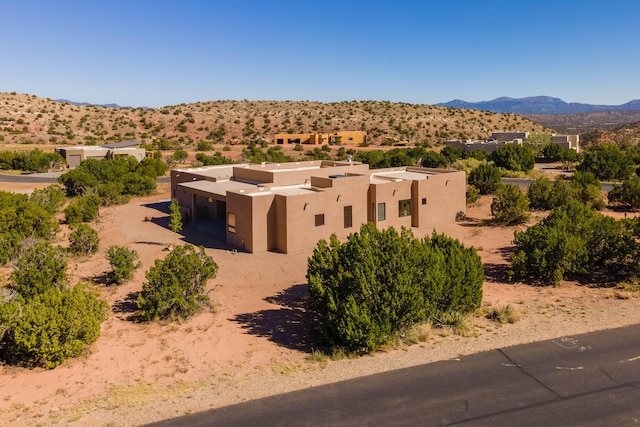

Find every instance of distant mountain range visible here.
[436,96,640,115]
[55,99,125,108]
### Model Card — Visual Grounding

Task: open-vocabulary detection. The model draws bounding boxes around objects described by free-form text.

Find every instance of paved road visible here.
[148,324,640,427]
[0,173,170,184]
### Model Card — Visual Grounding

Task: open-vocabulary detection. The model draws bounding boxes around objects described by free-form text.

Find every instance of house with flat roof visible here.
[55,145,146,168]
[273,131,366,145]
[171,160,465,253]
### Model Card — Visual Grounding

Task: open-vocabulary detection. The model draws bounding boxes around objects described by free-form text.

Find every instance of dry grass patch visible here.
[486,305,523,324]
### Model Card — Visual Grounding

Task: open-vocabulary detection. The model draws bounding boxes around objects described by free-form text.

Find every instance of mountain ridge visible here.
[437,96,640,115]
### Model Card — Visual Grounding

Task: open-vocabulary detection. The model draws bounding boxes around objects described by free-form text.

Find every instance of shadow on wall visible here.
[233,283,318,353]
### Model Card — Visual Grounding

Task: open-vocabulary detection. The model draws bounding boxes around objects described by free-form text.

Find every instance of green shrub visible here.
[29,185,66,214]
[509,200,638,285]
[64,194,101,224]
[307,224,484,352]
[196,141,213,151]
[68,224,100,256]
[421,151,449,168]
[468,162,501,195]
[10,242,68,299]
[578,143,634,181]
[466,185,481,205]
[2,285,107,368]
[608,176,640,209]
[490,144,535,172]
[107,245,141,285]
[491,184,530,225]
[137,244,218,320]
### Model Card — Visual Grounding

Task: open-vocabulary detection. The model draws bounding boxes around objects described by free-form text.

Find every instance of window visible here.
[227,213,236,233]
[422,198,427,205]
[399,199,411,217]
[315,214,325,226]
[377,203,386,221]
[344,205,352,228]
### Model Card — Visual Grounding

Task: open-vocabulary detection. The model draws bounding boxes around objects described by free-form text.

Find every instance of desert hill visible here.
[580,120,640,147]
[523,110,640,134]
[0,92,549,148]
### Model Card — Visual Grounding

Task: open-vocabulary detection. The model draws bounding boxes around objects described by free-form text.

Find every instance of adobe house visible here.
[273,131,367,145]
[172,160,466,253]
[55,141,146,168]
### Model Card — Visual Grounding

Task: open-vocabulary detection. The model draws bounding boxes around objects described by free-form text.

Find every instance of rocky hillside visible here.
[524,111,640,134]
[580,120,640,147]
[0,92,549,148]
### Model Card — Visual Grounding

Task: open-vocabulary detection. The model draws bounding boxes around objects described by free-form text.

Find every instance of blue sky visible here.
[1,0,638,108]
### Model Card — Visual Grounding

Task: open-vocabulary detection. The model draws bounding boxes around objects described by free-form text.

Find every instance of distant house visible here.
[171,160,465,253]
[551,134,580,153]
[273,131,366,145]
[445,131,580,154]
[55,143,146,168]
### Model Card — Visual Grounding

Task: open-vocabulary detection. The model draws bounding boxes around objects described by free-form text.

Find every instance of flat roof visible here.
[102,141,141,149]
[178,180,256,197]
[173,164,248,180]
[373,170,431,181]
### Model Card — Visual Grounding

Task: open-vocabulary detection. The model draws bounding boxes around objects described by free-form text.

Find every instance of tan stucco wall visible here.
[172,164,466,254]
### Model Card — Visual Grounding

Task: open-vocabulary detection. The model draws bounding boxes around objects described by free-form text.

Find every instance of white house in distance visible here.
[445,131,580,154]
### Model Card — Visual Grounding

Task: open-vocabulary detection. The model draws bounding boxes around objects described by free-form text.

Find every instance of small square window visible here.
[422,198,427,205]
[315,214,325,226]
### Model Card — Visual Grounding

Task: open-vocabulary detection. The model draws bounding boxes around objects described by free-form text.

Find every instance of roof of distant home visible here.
[102,141,142,149]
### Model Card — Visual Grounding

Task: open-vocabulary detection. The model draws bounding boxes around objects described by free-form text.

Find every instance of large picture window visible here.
[377,203,386,221]
[399,199,411,217]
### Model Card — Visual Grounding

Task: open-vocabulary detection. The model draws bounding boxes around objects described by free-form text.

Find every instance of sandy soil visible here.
[1,183,640,426]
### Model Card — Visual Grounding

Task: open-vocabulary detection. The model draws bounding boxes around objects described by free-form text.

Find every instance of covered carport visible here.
[176,180,256,223]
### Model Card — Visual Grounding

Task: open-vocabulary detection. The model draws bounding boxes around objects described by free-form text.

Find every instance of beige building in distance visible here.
[171,160,465,253]
[273,131,366,145]
[55,141,146,168]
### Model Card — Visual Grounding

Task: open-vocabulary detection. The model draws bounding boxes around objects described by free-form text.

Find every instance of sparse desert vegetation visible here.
[1,92,640,425]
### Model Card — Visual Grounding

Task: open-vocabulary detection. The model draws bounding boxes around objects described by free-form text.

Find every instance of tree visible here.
[169,198,183,238]
[137,244,218,320]
[527,176,554,210]
[64,194,101,224]
[466,185,480,205]
[491,184,530,225]
[1,285,107,368]
[468,162,501,195]
[608,176,640,209]
[541,142,563,161]
[107,245,142,285]
[10,242,68,300]
[68,224,100,256]
[490,144,535,172]
[307,224,484,352]
[525,133,552,156]
[29,185,66,214]
[421,151,449,168]
[509,200,638,285]
[441,145,463,163]
[172,149,188,163]
[577,143,634,181]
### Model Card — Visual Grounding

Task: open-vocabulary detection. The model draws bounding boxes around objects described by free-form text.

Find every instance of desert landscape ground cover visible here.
[1,177,639,426]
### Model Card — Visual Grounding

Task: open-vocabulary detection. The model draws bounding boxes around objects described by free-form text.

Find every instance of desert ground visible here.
[1,180,640,426]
